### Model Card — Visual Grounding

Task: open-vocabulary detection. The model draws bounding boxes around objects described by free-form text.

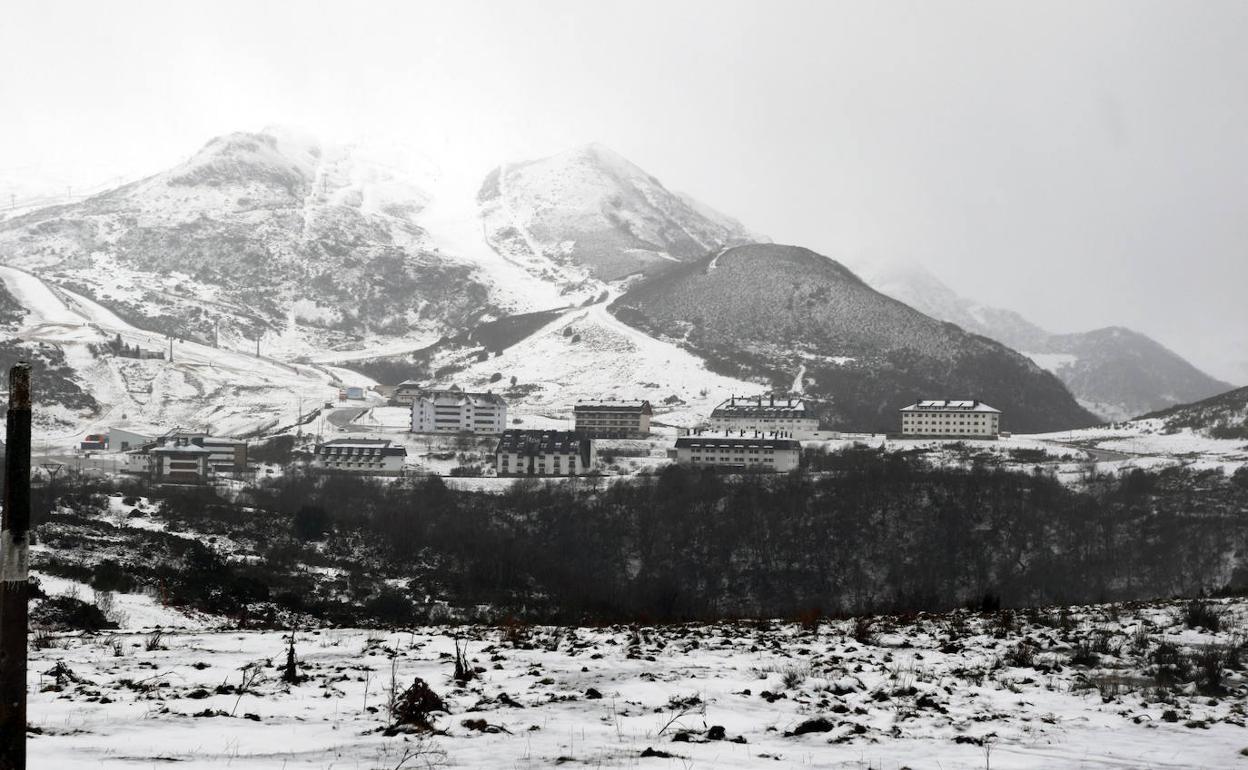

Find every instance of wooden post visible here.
[0,362,32,770]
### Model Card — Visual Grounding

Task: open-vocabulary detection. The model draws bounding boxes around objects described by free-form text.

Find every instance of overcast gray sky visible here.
[3,0,1246,382]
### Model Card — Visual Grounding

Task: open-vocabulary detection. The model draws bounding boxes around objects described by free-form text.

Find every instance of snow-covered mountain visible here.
[478,144,759,287]
[852,260,1232,421]
[0,130,499,357]
[611,244,1100,433]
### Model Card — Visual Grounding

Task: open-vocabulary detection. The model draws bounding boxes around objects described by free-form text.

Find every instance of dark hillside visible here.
[612,244,1099,433]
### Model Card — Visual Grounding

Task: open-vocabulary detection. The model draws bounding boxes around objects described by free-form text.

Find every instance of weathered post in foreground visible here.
[0,362,32,770]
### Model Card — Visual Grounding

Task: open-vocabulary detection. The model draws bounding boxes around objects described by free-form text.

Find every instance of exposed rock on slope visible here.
[612,244,1101,433]
[0,130,496,347]
[478,144,758,286]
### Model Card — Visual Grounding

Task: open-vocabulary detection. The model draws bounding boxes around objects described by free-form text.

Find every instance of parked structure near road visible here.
[495,430,596,476]
[572,399,652,438]
[899,400,1002,438]
[410,386,508,434]
[670,433,802,472]
[79,433,107,451]
[312,438,407,476]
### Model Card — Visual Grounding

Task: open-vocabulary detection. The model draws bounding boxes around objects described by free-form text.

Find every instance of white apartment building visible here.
[670,434,802,472]
[899,400,1002,438]
[573,399,652,438]
[709,394,819,437]
[410,386,508,435]
[312,438,407,476]
[494,430,596,477]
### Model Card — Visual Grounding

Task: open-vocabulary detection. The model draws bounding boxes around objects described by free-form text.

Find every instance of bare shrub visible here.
[1182,600,1224,632]
[389,678,448,732]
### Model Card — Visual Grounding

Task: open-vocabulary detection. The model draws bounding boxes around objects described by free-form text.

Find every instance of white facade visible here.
[108,426,155,452]
[410,387,508,435]
[670,435,802,472]
[899,400,1002,438]
[709,395,819,437]
[312,438,407,475]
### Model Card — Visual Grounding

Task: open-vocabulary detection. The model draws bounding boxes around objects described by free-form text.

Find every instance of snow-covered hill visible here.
[852,259,1233,421]
[0,263,370,445]
[478,144,759,287]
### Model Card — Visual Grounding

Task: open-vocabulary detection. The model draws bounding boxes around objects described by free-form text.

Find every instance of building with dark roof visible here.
[572,399,652,438]
[494,430,596,476]
[670,433,802,472]
[709,394,818,437]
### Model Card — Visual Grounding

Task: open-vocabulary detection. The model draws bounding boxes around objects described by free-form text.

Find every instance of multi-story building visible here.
[709,394,819,437]
[158,431,248,475]
[410,386,508,435]
[312,438,407,475]
[494,430,596,476]
[150,443,214,483]
[899,400,1002,438]
[670,434,802,472]
[572,399,652,438]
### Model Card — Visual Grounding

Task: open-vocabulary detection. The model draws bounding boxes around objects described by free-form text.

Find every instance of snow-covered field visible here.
[25,596,1248,769]
[1033,420,1248,472]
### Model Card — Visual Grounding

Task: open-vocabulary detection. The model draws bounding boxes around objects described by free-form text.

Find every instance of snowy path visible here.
[706,244,733,272]
[791,362,806,394]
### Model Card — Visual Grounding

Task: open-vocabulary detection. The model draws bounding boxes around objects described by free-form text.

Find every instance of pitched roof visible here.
[573,399,652,413]
[675,436,802,450]
[495,430,591,457]
[899,400,1001,413]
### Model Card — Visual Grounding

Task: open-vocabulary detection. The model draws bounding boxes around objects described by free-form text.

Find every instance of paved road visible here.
[325,406,370,432]
[1047,441,1135,463]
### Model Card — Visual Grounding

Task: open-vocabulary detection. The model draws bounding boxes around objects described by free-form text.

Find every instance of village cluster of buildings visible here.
[83,427,250,484]
[85,378,1003,482]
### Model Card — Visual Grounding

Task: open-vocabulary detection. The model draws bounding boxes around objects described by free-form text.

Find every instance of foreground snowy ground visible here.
[26,599,1248,769]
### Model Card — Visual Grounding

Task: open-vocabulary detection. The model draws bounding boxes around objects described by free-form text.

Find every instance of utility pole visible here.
[255,336,260,357]
[167,335,173,363]
[0,362,32,770]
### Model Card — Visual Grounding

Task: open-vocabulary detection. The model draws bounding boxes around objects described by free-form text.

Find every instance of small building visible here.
[109,426,155,452]
[411,386,508,435]
[80,433,108,451]
[573,399,652,439]
[710,394,819,437]
[392,380,427,406]
[899,400,1002,438]
[670,433,802,472]
[494,430,596,476]
[312,438,407,476]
